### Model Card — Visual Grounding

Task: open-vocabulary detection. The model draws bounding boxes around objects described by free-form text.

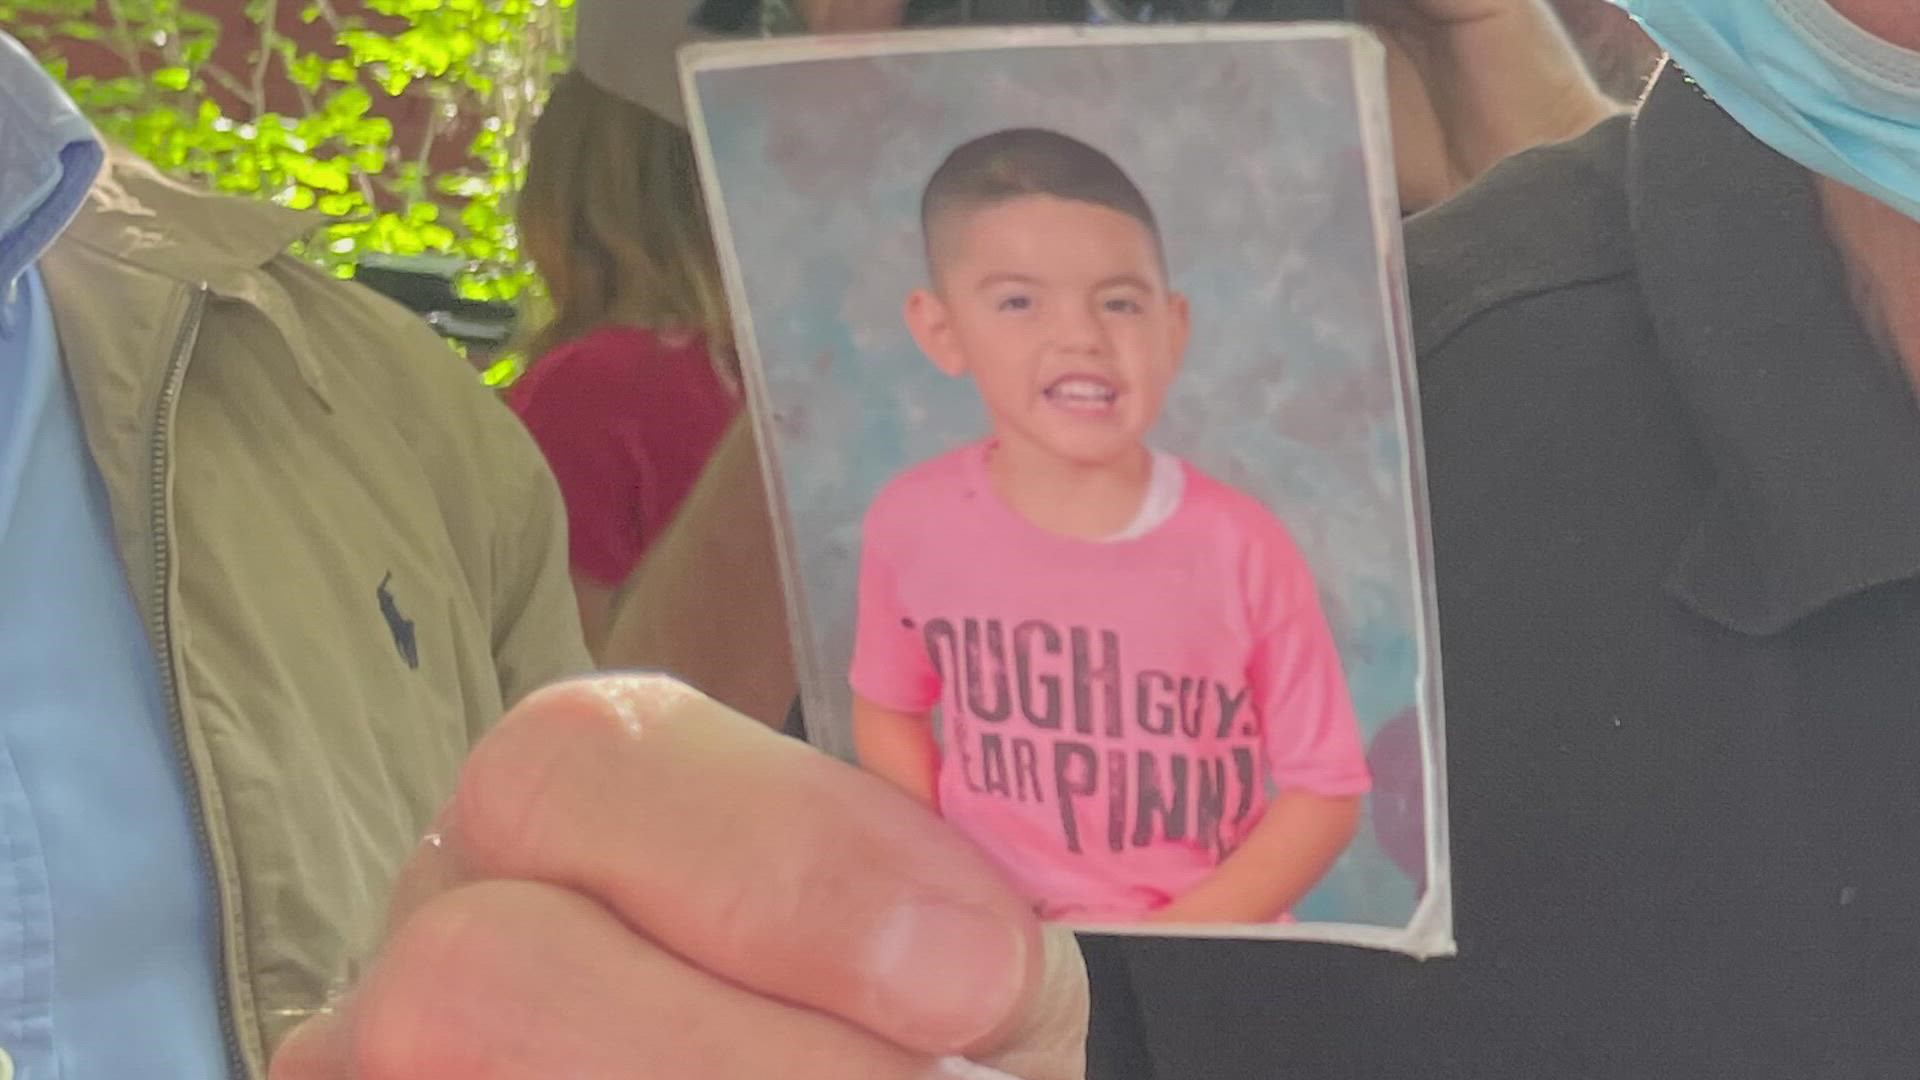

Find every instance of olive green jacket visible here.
[38,148,591,1078]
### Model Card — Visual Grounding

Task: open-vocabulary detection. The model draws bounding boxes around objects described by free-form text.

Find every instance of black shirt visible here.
[1093,66,1920,1079]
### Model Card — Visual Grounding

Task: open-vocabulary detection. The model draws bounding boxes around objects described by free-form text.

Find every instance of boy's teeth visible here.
[1047,378,1117,403]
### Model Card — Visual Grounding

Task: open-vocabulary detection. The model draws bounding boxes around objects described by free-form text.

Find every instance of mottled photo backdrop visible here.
[687,25,1448,949]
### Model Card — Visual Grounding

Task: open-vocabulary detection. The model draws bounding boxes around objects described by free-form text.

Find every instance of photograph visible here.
[683,23,1450,955]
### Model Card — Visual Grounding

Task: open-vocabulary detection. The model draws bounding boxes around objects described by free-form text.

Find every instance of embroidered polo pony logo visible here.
[377,572,420,670]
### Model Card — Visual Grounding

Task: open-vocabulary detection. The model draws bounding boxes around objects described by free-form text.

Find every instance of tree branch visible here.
[252,0,279,118]
[103,0,146,79]
[309,0,347,31]
[204,65,258,112]
[413,95,445,179]
[354,161,380,206]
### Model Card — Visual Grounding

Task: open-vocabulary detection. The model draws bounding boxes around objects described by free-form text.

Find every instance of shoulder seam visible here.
[1418,266,1641,362]
[1404,117,1636,359]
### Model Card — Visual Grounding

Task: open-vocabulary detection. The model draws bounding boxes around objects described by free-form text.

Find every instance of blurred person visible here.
[599,418,799,727]
[0,30,587,1080]
[277,1,1920,1079]
[509,68,743,658]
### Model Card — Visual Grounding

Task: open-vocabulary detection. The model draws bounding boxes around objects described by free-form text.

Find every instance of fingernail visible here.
[865,899,1027,1051]
[927,1057,1025,1080]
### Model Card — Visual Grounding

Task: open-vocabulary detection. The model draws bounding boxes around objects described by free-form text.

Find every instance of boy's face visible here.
[905,194,1190,471]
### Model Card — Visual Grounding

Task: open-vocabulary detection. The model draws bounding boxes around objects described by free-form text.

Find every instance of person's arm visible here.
[767,0,1614,215]
[1157,521,1374,925]
[1148,793,1362,924]
[1358,0,1625,211]
[399,311,591,720]
[599,418,798,727]
[486,429,599,711]
[569,572,619,659]
[851,695,939,807]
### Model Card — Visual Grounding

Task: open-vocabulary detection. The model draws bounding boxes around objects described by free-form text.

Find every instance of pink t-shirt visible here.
[850,442,1372,922]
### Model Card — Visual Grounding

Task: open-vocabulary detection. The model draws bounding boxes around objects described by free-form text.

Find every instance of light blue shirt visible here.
[1,32,230,1080]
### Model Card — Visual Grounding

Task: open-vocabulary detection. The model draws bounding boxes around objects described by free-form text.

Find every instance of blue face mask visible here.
[1611,0,1920,222]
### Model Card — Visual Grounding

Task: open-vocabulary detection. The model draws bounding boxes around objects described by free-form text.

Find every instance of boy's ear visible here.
[904,287,967,377]
[1167,290,1193,368]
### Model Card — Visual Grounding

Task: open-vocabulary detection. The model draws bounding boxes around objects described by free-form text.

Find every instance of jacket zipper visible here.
[148,283,250,1080]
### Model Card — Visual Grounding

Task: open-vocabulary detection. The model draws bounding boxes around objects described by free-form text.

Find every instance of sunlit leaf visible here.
[480,355,520,388]
[182,36,216,67]
[32,0,571,311]
[323,85,374,119]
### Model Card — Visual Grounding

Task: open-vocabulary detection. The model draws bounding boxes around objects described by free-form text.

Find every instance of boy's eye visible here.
[1103,296,1144,314]
[996,295,1033,312]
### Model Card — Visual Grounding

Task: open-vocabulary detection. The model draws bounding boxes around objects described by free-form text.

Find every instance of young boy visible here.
[849,127,1372,925]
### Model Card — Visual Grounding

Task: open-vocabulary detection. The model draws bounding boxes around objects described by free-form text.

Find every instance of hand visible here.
[1354,0,1621,211]
[853,694,943,807]
[790,0,1612,211]
[1141,792,1361,925]
[270,676,1088,1080]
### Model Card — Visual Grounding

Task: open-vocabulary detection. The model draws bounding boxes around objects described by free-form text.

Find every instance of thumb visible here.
[971,924,1091,1080]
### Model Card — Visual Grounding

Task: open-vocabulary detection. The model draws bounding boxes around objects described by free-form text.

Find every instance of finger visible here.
[972,924,1090,1080]
[380,820,467,941]
[440,675,1058,1061]
[331,878,988,1080]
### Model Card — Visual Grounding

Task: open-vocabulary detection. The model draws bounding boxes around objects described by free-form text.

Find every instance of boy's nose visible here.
[1050,300,1111,353]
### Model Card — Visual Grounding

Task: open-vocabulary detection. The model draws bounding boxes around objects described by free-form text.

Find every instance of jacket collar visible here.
[59,144,316,283]
[1629,63,1920,636]
[57,144,334,406]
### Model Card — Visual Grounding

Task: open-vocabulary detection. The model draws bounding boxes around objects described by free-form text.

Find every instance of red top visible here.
[508,326,741,588]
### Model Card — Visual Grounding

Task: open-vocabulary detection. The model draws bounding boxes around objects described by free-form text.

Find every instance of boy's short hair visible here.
[920,127,1163,270]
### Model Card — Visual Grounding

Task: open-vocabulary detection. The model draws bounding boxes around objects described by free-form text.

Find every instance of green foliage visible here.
[7,0,573,305]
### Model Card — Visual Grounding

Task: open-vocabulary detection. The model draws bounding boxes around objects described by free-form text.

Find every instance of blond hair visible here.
[518,69,733,363]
